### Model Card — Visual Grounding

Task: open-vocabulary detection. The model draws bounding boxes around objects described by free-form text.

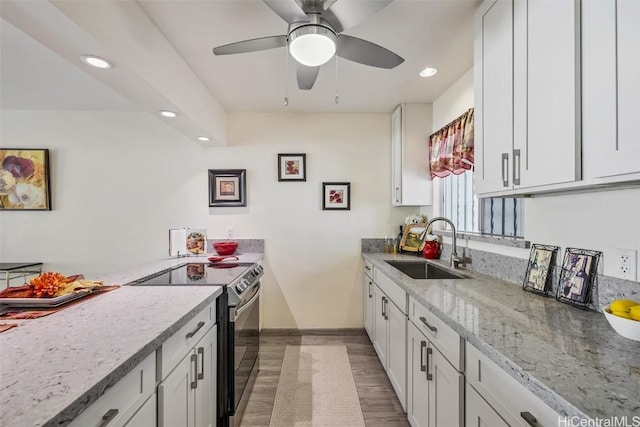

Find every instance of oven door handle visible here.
[233,284,260,319]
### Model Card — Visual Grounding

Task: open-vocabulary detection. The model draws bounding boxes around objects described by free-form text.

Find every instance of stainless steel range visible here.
[129,260,263,427]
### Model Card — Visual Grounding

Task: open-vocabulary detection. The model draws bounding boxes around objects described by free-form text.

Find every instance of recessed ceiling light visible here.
[159,110,178,118]
[419,67,438,77]
[80,55,112,69]
[197,136,210,142]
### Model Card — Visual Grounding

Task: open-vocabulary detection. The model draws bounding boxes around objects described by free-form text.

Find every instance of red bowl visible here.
[213,241,239,255]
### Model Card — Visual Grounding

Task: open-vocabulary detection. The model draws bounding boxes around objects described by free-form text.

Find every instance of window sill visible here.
[433,230,531,249]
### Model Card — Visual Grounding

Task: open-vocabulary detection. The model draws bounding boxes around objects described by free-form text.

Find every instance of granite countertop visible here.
[0,253,263,427]
[363,253,640,420]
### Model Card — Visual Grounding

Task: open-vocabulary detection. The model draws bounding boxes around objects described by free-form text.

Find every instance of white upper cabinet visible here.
[475,0,581,196]
[582,0,640,179]
[474,0,513,195]
[391,104,433,206]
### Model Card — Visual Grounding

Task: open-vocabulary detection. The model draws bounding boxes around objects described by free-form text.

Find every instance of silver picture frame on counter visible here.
[556,247,602,310]
[522,244,559,296]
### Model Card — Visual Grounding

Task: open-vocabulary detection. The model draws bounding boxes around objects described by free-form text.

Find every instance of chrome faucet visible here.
[424,217,461,269]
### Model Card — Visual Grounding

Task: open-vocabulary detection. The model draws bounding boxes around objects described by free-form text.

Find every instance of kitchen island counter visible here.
[363,252,640,421]
[0,253,263,427]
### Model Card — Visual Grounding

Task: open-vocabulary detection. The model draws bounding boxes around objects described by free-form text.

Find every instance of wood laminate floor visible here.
[239,329,410,427]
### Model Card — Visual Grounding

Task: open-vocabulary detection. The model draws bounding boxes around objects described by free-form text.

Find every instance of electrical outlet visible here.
[226,226,235,240]
[616,248,637,281]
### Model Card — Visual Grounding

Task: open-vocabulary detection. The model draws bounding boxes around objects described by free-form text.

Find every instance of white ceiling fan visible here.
[212,0,404,90]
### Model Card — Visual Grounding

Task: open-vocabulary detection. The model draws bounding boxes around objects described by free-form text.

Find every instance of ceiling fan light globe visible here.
[289,26,337,67]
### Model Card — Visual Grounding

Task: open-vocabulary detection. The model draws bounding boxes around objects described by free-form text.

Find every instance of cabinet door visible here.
[391,105,403,205]
[407,322,429,427]
[386,299,407,411]
[513,0,581,188]
[195,327,216,427]
[429,345,463,427]
[363,274,375,341]
[583,0,640,179]
[158,350,196,427]
[372,285,388,368]
[466,384,509,427]
[123,394,156,427]
[474,0,514,194]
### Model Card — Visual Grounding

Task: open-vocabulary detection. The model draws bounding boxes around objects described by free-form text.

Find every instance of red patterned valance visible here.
[429,108,474,179]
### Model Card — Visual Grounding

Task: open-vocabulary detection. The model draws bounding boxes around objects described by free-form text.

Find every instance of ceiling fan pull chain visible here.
[334,53,339,104]
[284,46,289,107]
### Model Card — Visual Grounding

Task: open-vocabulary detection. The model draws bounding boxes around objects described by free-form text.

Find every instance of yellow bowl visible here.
[603,306,640,342]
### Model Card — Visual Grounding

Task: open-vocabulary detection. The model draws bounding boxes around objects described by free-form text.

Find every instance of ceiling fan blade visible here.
[337,34,403,69]
[297,64,320,90]
[263,0,307,23]
[213,35,287,55]
[323,0,393,33]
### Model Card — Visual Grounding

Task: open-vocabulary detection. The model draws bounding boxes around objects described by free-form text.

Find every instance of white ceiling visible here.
[0,0,479,144]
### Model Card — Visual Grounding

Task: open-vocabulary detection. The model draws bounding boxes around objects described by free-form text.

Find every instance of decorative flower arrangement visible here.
[405,214,428,224]
[29,272,68,298]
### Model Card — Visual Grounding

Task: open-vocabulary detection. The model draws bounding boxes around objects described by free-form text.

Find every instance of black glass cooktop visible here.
[130,262,254,286]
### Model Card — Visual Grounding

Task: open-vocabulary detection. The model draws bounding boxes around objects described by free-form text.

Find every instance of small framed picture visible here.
[322,182,350,210]
[0,148,52,211]
[208,169,246,207]
[400,223,427,253]
[278,153,306,181]
[556,247,602,309]
[522,244,559,295]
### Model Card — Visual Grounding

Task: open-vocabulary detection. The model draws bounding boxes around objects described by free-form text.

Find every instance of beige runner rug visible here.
[269,345,366,427]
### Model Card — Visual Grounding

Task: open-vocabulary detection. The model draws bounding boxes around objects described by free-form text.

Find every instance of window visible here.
[442,172,524,238]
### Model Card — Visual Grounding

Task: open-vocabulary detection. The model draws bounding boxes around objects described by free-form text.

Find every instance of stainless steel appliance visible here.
[129,260,263,427]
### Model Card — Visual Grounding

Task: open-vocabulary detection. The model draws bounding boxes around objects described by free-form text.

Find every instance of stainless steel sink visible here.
[385,260,467,280]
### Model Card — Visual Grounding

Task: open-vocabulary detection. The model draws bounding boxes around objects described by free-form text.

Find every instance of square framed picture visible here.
[208,169,246,207]
[278,153,306,181]
[556,248,602,309]
[322,182,350,210]
[522,244,559,294]
[0,148,51,211]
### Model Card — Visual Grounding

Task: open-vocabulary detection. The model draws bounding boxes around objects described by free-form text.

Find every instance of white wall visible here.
[429,68,640,279]
[0,110,401,328]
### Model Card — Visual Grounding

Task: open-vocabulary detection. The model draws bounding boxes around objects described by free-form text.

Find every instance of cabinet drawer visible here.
[364,259,374,280]
[159,302,215,380]
[466,344,559,427]
[69,352,156,427]
[409,296,462,371]
[373,269,407,314]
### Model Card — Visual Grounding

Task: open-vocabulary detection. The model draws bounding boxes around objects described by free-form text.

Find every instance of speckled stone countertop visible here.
[363,253,640,420]
[0,253,263,427]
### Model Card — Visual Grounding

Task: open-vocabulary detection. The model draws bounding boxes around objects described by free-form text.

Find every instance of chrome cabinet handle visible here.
[513,149,521,185]
[381,297,386,319]
[368,281,372,298]
[501,153,509,187]
[365,265,371,271]
[98,409,119,427]
[420,341,427,372]
[383,298,388,320]
[197,347,205,380]
[190,353,198,389]
[395,187,400,203]
[186,321,205,339]
[520,411,537,426]
[426,347,433,381]
[419,316,437,333]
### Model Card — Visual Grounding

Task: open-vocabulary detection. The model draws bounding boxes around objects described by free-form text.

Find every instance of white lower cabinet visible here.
[466,343,559,426]
[69,352,156,427]
[124,394,157,427]
[363,261,375,341]
[407,321,462,427]
[158,325,217,427]
[370,268,407,411]
[466,384,509,427]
